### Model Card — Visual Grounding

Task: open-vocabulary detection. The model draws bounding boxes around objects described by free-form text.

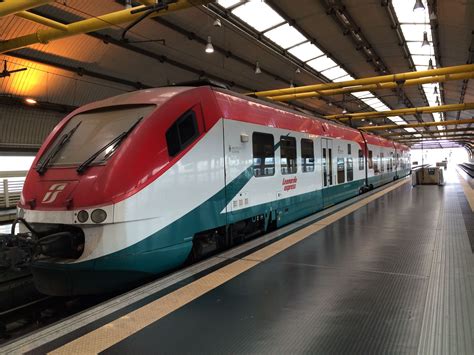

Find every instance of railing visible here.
[0,171,28,209]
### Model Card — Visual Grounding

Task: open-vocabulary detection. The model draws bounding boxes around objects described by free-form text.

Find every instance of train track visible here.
[458,162,474,178]
[0,290,117,343]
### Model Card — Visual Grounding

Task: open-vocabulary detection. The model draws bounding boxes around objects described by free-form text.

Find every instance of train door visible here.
[321,138,334,208]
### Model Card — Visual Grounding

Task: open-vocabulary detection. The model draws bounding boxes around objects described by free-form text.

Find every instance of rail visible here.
[458,162,474,178]
[0,171,27,209]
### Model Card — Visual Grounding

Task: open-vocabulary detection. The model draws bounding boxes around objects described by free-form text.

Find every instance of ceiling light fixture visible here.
[413,0,425,12]
[255,61,262,74]
[25,98,37,105]
[213,18,222,27]
[422,31,430,46]
[429,10,437,20]
[295,67,301,74]
[125,0,132,9]
[342,108,347,114]
[433,86,438,95]
[428,58,434,70]
[290,80,294,88]
[205,36,214,54]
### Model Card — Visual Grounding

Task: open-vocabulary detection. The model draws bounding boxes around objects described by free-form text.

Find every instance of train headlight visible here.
[91,209,107,223]
[77,210,89,223]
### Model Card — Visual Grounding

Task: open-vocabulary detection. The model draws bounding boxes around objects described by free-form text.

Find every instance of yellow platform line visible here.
[457,170,474,212]
[49,178,409,355]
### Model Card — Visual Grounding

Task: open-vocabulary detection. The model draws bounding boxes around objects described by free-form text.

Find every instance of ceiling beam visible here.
[316,0,419,120]
[359,118,474,131]
[25,4,324,115]
[251,63,474,97]
[0,0,214,54]
[0,94,76,113]
[381,127,474,137]
[0,0,53,17]
[269,71,474,101]
[382,0,430,107]
[207,0,364,111]
[7,50,152,90]
[325,102,474,121]
[395,134,474,142]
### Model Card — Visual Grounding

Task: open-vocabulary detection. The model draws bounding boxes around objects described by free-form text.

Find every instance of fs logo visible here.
[42,183,67,204]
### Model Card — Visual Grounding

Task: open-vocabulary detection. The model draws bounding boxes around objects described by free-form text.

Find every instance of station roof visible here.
[0,0,473,151]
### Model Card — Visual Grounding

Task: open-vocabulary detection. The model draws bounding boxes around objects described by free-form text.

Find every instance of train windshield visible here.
[37,105,155,168]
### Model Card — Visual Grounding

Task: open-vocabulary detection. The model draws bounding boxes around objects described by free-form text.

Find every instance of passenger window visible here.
[166,110,199,157]
[380,153,385,172]
[252,132,275,177]
[337,157,345,184]
[347,144,351,155]
[280,136,297,175]
[358,149,364,170]
[347,157,353,182]
[368,150,373,169]
[301,139,314,173]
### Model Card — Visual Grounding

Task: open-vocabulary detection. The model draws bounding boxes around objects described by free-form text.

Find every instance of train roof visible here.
[66,86,409,151]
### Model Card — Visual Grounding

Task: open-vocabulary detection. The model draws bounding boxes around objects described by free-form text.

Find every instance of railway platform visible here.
[0,209,16,224]
[2,169,473,354]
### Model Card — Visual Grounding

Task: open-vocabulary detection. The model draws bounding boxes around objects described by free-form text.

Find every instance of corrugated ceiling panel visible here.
[0,104,64,149]
[0,54,131,106]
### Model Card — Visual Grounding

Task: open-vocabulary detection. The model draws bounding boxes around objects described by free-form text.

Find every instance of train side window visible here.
[252,132,275,177]
[280,136,297,175]
[358,149,364,170]
[301,139,314,173]
[368,150,373,169]
[347,144,351,155]
[166,110,199,157]
[380,153,385,172]
[347,157,353,181]
[337,157,345,184]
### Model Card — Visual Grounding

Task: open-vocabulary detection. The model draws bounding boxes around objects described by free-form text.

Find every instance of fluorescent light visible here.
[264,23,307,49]
[404,128,417,132]
[25,98,37,105]
[288,42,324,62]
[232,1,284,32]
[307,55,337,72]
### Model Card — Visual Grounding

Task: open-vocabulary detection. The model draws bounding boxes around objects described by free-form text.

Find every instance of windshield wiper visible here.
[76,117,143,174]
[36,121,82,175]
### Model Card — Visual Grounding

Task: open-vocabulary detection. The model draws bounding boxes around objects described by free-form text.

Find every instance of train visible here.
[17,85,410,295]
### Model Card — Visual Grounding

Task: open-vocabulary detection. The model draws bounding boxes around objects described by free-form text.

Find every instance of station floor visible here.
[6,169,474,354]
